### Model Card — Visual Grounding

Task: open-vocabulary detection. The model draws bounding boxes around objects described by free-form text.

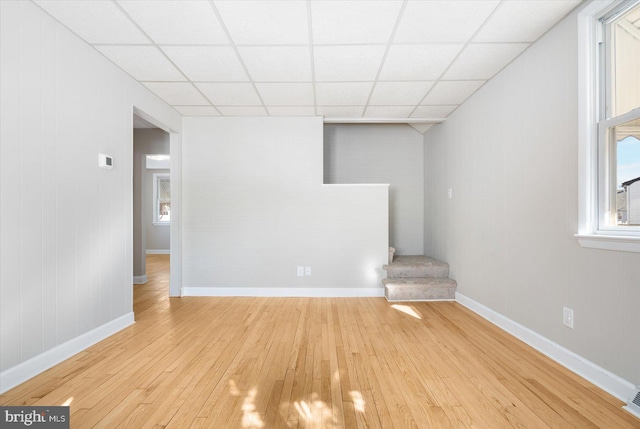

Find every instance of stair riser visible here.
[385,266,449,278]
[385,285,455,301]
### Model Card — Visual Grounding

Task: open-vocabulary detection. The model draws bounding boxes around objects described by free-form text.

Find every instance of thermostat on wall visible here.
[98,153,113,170]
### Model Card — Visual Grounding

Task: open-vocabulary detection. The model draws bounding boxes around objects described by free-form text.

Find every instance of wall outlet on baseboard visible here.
[297,266,304,277]
[563,307,574,329]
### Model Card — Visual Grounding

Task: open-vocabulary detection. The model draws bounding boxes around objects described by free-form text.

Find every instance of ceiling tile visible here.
[364,106,414,118]
[311,1,402,45]
[174,106,222,116]
[267,106,316,116]
[314,45,386,81]
[197,83,263,106]
[444,43,529,80]
[475,1,581,43]
[256,83,314,106]
[162,46,248,82]
[214,0,308,45]
[143,82,210,105]
[380,44,464,81]
[34,0,149,44]
[117,1,228,45]
[395,1,499,43]
[421,81,485,105]
[315,82,373,106]
[411,105,457,118]
[96,46,184,81]
[238,47,312,82]
[218,106,268,116]
[369,81,434,106]
[317,106,365,118]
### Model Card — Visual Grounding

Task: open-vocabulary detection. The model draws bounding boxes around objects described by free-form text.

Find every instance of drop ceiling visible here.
[34,0,583,126]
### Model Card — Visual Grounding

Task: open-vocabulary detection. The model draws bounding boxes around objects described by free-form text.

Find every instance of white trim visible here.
[455,293,636,402]
[624,405,640,420]
[575,233,640,252]
[169,132,182,297]
[181,287,385,298]
[0,313,135,394]
[133,275,148,284]
[146,249,170,255]
[323,117,445,124]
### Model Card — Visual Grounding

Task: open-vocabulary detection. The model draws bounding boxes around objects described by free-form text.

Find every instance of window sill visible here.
[152,222,171,226]
[575,233,640,253]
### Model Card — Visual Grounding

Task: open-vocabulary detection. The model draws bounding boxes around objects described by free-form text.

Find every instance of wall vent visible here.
[625,389,640,419]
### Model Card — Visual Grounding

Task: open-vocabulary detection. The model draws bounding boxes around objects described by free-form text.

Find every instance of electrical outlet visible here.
[448,188,453,199]
[297,266,304,277]
[305,267,311,276]
[563,307,574,329]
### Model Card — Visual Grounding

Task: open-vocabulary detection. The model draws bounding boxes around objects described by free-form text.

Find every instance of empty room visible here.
[1,0,640,428]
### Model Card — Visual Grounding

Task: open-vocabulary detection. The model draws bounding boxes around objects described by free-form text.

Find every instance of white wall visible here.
[423,6,640,385]
[324,124,424,255]
[0,0,181,381]
[182,117,388,295]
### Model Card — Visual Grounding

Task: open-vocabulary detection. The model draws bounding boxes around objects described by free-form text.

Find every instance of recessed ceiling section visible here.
[214,0,309,45]
[96,46,185,81]
[35,0,149,44]
[35,0,582,122]
[311,1,402,45]
[116,1,228,45]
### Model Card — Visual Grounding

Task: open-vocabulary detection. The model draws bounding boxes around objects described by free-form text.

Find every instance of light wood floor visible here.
[1,254,639,428]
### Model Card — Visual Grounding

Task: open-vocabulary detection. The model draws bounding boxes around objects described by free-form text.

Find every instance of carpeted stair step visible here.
[383,277,456,301]
[383,255,449,278]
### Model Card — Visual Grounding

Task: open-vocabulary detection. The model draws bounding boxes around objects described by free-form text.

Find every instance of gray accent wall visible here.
[0,1,181,374]
[133,128,170,279]
[324,124,424,255]
[423,6,640,385]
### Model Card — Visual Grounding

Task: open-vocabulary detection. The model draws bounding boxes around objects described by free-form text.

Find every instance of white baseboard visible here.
[455,292,636,402]
[146,249,170,255]
[0,312,134,394]
[133,275,148,284]
[181,287,385,298]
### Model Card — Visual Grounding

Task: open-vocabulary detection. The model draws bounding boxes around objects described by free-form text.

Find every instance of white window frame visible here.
[153,173,171,226]
[576,0,640,252]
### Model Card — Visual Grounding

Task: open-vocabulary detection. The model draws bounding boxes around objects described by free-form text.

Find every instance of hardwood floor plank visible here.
[1,255,638,428]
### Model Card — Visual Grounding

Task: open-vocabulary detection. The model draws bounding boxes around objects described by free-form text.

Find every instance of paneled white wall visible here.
[182,117,388,294]
[324,124,424,255]
[424,6,640,385]
[0,1,181,377]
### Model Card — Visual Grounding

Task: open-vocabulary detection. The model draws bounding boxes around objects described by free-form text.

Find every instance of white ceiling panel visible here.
[369,81,434,106]
[364,106,415,118]
[96,46,184,81]
[255,83,314,106]
[411,105,458,118]
[474,1,581,43]
[174,106,221,116]
[162,46,248,82]
[117,1,228,45]
[394,1,499,43]
[267,106,316,116]
[314,45,386,82]
[34,0,149,44]
[380,44,464,81]
[421,81,485,105]
[311,1,402,45]
[214,0,309,45]
[315,82,374,106]
[218,106,268,116]
[317,106,365,118]
[143,82,210,105]
[239,47,312,82]
[197,83,263,106]
[444,43,529,80]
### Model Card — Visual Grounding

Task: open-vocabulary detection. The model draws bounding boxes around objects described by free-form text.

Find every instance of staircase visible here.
[383,254,457,301]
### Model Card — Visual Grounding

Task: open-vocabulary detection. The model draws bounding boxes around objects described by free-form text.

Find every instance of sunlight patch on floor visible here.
[391,304,422,319]
[61,397,73,406]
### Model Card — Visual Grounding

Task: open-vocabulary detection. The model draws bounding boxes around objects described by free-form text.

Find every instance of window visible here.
[577,0,640,251]
[153,173,171,224]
